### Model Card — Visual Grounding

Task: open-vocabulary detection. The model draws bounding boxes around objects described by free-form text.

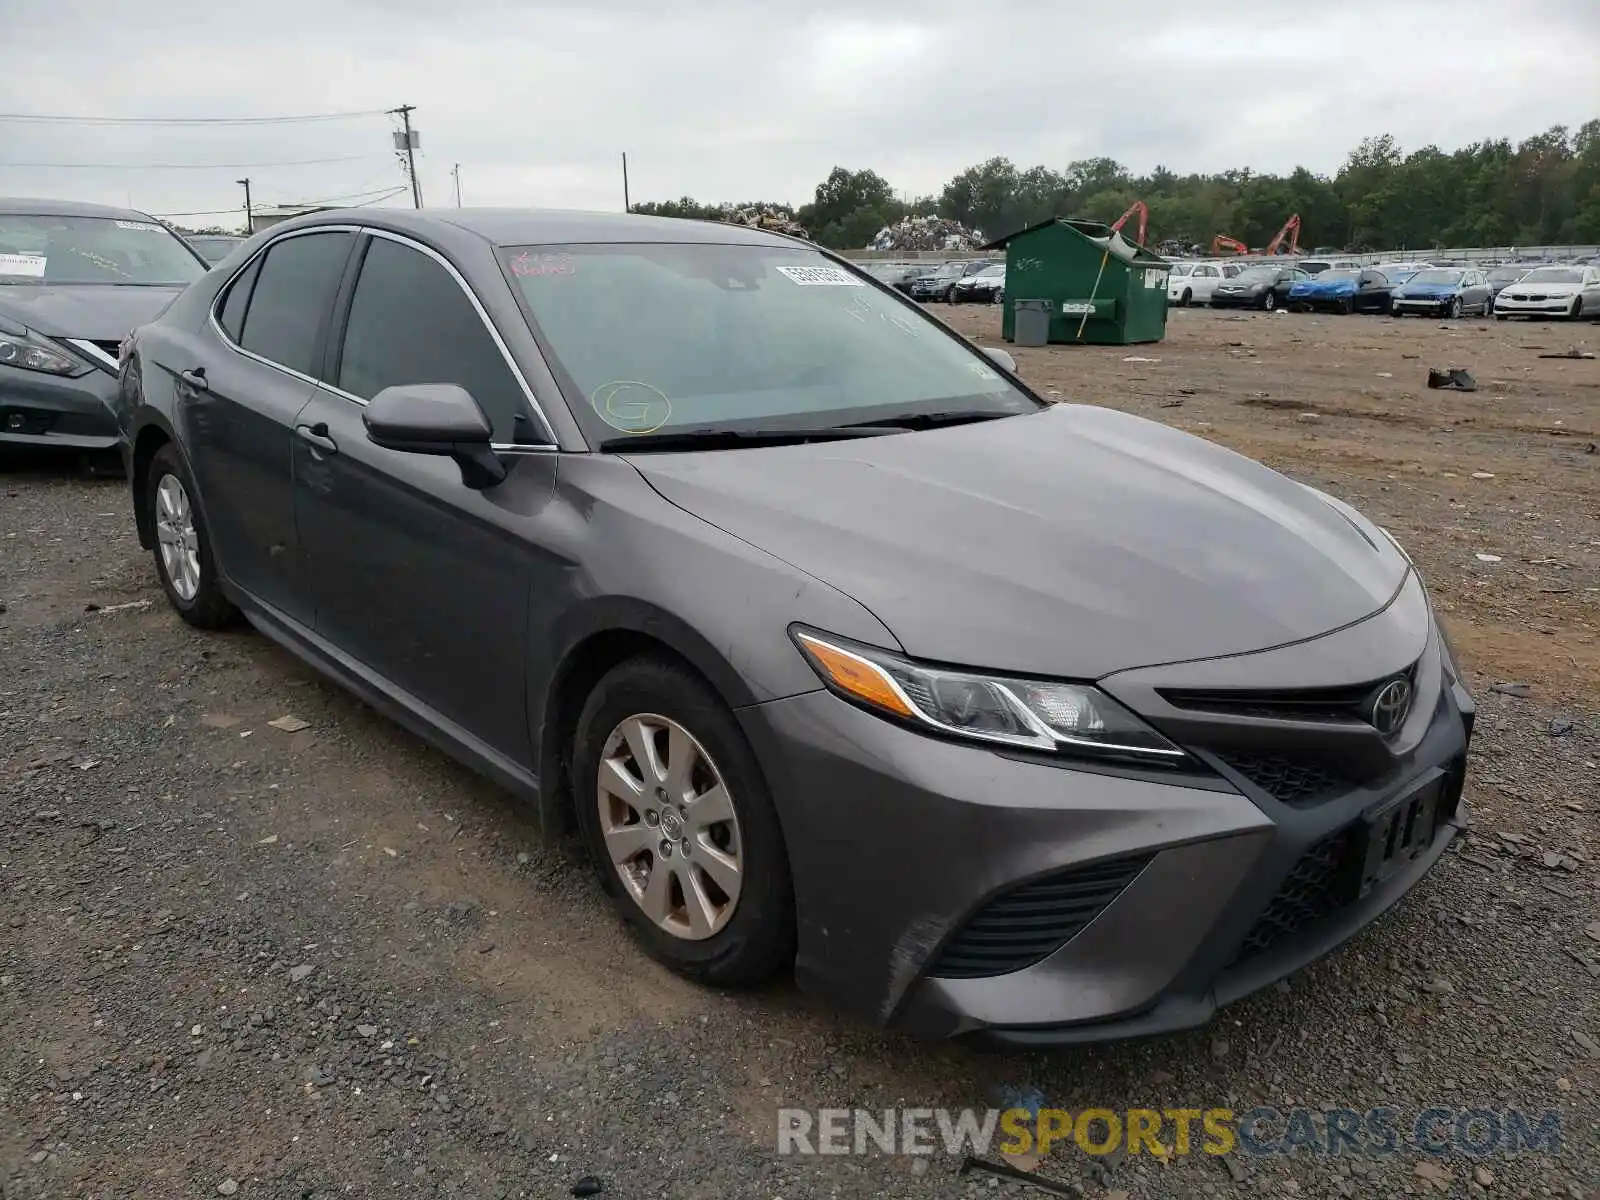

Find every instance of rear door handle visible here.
[179,368,209,392]
[295,423,338,454]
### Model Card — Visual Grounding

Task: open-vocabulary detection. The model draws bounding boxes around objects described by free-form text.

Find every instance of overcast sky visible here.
[1,0,1594,229]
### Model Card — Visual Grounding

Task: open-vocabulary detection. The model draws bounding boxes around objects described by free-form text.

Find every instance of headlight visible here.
[0,330,88,377]
[792,629,1186,762]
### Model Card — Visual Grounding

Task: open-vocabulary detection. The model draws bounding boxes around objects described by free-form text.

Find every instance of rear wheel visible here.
[992,288,1004,305]
[572,657,794,986]
[147,444,239,629]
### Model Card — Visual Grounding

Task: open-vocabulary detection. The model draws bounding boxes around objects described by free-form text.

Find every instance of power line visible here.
[152,185,408,219]
[0,109,386,127]
[0,154,381,170]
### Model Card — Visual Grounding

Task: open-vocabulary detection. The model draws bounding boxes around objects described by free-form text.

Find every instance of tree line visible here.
[630,121,1600,253]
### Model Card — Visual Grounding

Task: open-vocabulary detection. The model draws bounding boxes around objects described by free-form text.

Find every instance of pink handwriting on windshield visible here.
[512,252,576,278]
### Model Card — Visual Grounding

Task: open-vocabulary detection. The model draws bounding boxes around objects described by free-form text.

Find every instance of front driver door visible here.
[292,231,564,765]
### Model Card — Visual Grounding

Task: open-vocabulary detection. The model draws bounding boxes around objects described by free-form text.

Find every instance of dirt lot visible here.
[2,307,1597,1199]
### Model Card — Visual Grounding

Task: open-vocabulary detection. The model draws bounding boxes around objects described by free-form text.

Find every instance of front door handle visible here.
[295,423,338,454]
[179,368,209,392]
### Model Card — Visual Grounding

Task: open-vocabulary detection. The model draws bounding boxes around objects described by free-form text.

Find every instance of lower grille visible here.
[1233,827,1355,964]
[1218,753,1358,808]
[928,855,1151,980]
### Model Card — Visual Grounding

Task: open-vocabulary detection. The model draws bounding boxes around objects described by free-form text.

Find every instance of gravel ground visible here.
[2,308,1597,1198]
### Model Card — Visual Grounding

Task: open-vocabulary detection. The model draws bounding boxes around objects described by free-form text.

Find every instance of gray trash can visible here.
[1014,298,1051,347]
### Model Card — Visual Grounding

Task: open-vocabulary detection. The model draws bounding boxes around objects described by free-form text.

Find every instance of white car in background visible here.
[1493,265,1600,320]
[1167,261,1233,306]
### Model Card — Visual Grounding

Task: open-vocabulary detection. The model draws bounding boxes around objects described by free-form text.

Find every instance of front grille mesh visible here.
[928,855,1151,980]
[1217,753,1356,808]
[1233,827,1355,964]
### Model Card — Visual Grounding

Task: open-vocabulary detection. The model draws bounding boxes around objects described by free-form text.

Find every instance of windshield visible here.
[975,264,1004,278]
[0,214,206,285]
[1318,270,1360,282]
[190,236,242,264]
[1521,267,1583,284]
[1235,267,1279,281]
[1168,264,1194,276]
[1488,268,1525,282]
[1407,269,1463,285]
[501,243,1041,444]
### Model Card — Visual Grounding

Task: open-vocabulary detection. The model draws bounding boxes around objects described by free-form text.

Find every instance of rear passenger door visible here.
[185,228,356,625]
[292,231,562,764]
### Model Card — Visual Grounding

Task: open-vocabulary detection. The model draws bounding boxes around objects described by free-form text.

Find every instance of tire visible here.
[146,443,239,629]
[1180,288,1192,307]
[1448,297,1463,319]
[1569,298,1583,321]
[572,656,795,987]
[946,286,959,304]
[1339,297,1354,315]
[992,288,1004,305]
[1262,291,1277,311]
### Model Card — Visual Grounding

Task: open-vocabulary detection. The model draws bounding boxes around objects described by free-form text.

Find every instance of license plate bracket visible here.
[1355,779,1441,898]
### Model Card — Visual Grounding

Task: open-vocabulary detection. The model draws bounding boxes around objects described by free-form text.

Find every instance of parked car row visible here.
[1169,258,1598,320]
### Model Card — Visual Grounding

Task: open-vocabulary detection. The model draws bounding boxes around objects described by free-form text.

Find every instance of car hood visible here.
[1506,280,1582,296]
[0,284,184,340]
[626,405,1409,678]
[1397,281,1462,297]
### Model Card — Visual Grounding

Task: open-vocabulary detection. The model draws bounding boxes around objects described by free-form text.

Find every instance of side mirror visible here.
[982,347,1017,374]
[363,383,507,490]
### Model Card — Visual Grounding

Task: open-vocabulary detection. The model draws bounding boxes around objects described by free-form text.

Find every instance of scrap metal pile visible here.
[725,206,810,239]
[869,215,985,252]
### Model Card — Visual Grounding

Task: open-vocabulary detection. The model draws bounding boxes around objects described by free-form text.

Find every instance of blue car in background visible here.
[1391,268,1494,318]
[1287,268,1398,314]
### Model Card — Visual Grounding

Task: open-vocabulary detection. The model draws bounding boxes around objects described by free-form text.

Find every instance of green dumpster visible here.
[986,218,1170,346]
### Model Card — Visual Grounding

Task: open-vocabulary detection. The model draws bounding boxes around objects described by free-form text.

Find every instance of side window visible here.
[216,254,262,342]
[337,236,534,443]
[238,231,355,377]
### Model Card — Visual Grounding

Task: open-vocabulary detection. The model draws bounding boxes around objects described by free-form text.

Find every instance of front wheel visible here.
[1339,297,1354,315]
[1448,297,1463,319]
[147,444,239,629]
[1262,291,1277,311]
[1568,298,1584,320]
[1180,288,1192,307]
[573,657,794,987]
[992,288,1004,305]
[946,286,959,304]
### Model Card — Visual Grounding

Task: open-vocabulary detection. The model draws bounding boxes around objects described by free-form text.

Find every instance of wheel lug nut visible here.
[659,840,672,858]
[680,838,691,856]
[655,787,667,801]
[645,809,658,826]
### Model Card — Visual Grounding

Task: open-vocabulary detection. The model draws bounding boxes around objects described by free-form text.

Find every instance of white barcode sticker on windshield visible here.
[775,265,863,287]
[115,220,161,232]
[0,253,47,277]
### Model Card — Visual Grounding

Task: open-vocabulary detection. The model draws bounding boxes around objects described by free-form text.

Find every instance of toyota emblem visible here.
[1368,677,1413,736]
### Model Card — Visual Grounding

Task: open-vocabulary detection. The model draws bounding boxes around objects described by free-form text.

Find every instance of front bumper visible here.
[1392,297,1453,314]
[0,362,122,450]
[740,582,1473,1044]
[1208,291,1262,308]
[1495,298,1577,315]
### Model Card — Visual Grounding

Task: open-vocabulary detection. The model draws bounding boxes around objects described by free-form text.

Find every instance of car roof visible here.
[0,196,162,221]
[291,206,798,249]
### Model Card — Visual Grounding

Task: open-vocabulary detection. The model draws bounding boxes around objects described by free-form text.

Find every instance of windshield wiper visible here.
[838,409,1018,431]
[598,425,899,452]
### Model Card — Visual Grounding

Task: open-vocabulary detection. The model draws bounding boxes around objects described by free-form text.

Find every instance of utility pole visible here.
[237,178,252,233]
[621,152,630,213]
[389,104,423,208]
[452,163,461,207]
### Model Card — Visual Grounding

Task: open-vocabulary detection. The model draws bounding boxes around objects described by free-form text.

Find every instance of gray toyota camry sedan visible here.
[116,208,1474,1044]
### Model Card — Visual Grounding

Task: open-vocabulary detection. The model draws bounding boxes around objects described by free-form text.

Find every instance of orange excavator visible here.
[1109,200,1149,246]
[1210,214,1302,257]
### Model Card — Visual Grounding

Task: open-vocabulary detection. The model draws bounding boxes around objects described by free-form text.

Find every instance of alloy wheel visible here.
[596,713,743,941]
[1449,297,1462,319]
[155,474,201,602]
